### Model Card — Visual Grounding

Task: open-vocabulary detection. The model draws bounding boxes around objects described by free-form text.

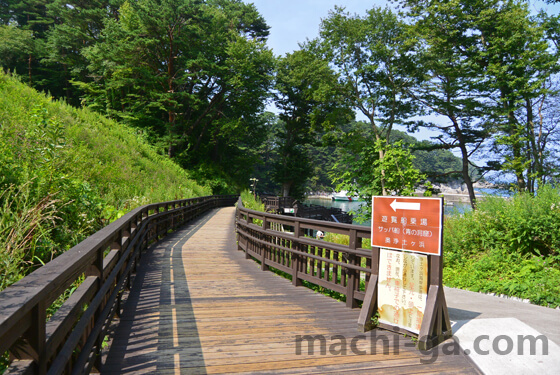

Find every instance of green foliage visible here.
[370,311,380,327]
[411,143,464,183]
[304,142,338,193]
[252,118,466,196]
[316,6,421,196]
[239,190,265,212]
[0,25,34,72]
[0,0,72,100]
[423,181,435,196]
[445,248,560,308]
[317,6,418,141]
[323,232,371,250]
[445,185,560,258]
[400,0,559,197]
[331,124,423,222]
[0,72,210,291]
[39,0,123,105]
[79,0,274,187]
[0,351,7,373]
[251,112,285,195]
[475,1,556,192]
[373,139,423,196]
[1,0,274,189]
[444,185,560,307]
[273,50,351,198]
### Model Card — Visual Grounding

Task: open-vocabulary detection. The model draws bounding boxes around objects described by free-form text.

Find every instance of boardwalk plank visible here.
[103,207,480,374]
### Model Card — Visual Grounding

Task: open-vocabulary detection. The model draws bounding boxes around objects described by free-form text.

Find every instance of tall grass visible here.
[0,183,59,290]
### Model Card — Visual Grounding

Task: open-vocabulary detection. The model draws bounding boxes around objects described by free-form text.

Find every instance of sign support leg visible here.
[357,275,378,332]
[418,285,452,350]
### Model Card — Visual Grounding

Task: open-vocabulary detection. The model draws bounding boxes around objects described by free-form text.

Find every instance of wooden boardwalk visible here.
[103,207,480,374]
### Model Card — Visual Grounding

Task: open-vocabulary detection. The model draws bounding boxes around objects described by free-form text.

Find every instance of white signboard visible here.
[377,249,428,334]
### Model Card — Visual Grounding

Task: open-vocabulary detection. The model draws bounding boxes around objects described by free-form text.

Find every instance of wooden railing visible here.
[293,202,353,224]
[0,195,237,375]
[261,196,296,213]
[236,197,373,308]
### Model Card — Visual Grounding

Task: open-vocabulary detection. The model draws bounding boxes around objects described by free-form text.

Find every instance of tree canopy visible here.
[1,0,559,200]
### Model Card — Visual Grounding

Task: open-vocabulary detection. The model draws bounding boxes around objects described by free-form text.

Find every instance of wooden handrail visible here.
[0,194,238,375]
[236,197,373,309]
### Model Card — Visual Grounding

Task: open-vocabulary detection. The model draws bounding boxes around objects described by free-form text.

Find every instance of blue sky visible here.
[250,0,389,56]
[250,0,559,57]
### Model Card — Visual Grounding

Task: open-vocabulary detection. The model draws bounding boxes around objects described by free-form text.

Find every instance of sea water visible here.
[304,196,472,226]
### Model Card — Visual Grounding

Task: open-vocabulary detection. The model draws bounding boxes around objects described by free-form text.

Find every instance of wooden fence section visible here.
[261,196,296,213]
[236,198,372,309]
[262,196,353,223]
[0,195,237,375]
[294,202,353,224]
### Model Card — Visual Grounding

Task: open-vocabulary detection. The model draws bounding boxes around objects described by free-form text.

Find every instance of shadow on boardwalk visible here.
[103,211,220,374]
[103,207,479,374]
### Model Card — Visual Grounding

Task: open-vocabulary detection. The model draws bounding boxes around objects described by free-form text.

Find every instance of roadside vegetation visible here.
[444,186,560,308]
[239,190,266,212]
[241,190,560,308]
[0,73,211,291]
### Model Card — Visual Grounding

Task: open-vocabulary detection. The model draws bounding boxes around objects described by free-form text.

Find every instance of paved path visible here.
[446,287,560,374]
[103,207,479,374]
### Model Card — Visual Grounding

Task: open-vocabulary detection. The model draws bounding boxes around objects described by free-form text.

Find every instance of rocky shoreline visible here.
[307,181,503,202]
[422,180,498,195]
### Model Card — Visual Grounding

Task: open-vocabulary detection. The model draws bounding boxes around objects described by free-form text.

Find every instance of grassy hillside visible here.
[0,72,212,289]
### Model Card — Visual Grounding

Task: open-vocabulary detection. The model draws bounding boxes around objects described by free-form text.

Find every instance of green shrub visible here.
[240,190,265,212]
[443,185,560,307]
[445,186,560,260]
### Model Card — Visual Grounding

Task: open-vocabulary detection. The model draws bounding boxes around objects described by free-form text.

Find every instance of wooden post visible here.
[85,246,104,373]
[236,210,243,252]
[292,221,302,287]
[357,246,380,332]
[345,229,358,308]
[113,231,124,318]
[417,255,452,350]
[261,217,269,271]
[14,301,47,375]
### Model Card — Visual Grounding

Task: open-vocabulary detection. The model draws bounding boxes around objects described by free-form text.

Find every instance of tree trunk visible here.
[378,147,388,196]
[503,95,526,191]
[526,97,542,193]
[372,119,388,196]
[168,141,174,158]
[167,30,176,159]
[28,54,32,85]
[452,118,477,209]
[282,182,291,197]
[459,143,477,209]
[63,60,71,103]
